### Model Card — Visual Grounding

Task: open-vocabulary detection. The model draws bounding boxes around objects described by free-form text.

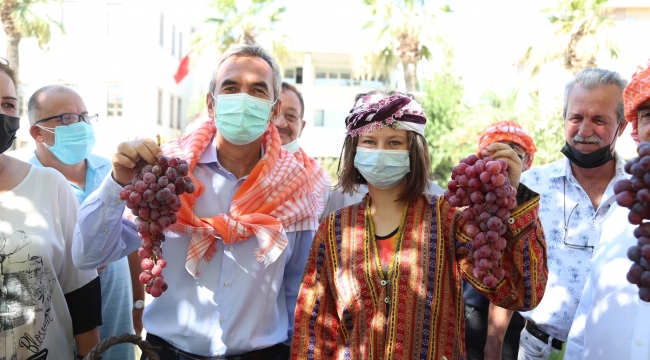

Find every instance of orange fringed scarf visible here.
[162,119,321,277]
[292,148,330,219]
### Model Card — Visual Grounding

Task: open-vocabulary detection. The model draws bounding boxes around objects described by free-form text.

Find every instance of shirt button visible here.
[224,281,230,286]
[384,297,390,304]
[508,218,515,224]
[380,280,388,286]
[117,198,122,203]
[219,317,225,322]
[103,228,109,233]
[637,339,643,345]
[229,246,234,252]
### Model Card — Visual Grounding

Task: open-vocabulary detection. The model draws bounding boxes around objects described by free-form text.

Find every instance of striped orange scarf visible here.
[292,148,329,224]
[162,119,321,277]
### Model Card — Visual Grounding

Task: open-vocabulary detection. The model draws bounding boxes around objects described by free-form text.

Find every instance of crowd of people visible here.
[0,43,649,360]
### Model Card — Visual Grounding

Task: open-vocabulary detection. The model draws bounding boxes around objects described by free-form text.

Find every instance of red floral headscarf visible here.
[477,120,537,169]
[624,60,650,144]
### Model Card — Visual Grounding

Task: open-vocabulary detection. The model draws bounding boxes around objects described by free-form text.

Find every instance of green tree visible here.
[362,0,449,92]
[420,75,565,187]
[194,0,289,64]
[0,0,62,79]
[519,0,618,76]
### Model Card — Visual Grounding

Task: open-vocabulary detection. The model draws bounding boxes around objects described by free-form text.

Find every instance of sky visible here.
[269,0,550,101]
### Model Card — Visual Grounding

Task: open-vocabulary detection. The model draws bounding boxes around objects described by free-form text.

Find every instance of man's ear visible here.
[29,125,43,142]
[270,98,282,121]
[617,120,628,137]
[206,93,215,119]
[299,119,306,138]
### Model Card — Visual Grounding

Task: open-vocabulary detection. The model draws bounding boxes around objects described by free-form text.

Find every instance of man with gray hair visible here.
[484,68,629,360]
[72,44,320,359]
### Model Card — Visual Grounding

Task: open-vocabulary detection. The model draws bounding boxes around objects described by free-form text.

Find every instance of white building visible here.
[2,0,209,159]
[283,52,389,159]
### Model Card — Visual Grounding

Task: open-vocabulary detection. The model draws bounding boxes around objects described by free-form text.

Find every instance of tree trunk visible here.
[397,32,421,93]
[6,33,21,79]
[0,0,21,80]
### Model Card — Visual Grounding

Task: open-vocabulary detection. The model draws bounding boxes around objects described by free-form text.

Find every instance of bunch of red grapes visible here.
[614,142,650,301]
[118,156,196,297]
[444,154,518,287]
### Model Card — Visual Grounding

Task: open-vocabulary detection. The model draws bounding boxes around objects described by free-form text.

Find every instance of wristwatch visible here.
[133,300,145,310]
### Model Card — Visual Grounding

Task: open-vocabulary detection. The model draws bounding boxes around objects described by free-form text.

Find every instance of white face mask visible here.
[353,147,410,189]
[282,138,300,153]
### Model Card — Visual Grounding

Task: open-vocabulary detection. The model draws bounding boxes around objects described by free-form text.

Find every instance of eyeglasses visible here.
[34,113,98,126]
[563,177,594,250]
[507,143,526,161]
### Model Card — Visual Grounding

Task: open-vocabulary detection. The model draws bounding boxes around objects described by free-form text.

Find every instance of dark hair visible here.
[336,131,431,203]
[0,63,18,92]
[281,82,304,119]
[208,44,282,103]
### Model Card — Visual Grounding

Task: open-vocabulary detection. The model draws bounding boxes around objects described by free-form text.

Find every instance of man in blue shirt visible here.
[9,85,139,360]
[72,45,320,359]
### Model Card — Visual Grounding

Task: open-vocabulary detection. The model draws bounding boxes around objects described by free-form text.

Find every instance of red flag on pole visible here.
[174,52,193,84]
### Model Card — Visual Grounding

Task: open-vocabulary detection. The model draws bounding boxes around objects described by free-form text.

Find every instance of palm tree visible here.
[519,0,618,76]
[0,0,62,79]
[193,0,289,65]
[362,0,450,93]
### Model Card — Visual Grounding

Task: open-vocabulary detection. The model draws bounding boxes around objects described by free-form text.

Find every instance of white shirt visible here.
[73,140,315,357]
[518,155,628,341]
[0,166,98,359]
[564,203,650,360]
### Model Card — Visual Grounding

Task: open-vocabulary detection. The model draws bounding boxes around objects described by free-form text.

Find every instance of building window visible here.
[171,25,175,56]
[296,67,303,84]
[159,14,164,47]
[157,89,163,125]
[177,98,182,130]
[284,68,295,84]
[314,109,324,127]
[107,85,123,117]
[315,68,354,86]
[358,73,388,87]
[107,2,125,36]
[178,32,183,60]
[340,69,351,86]
[170,95,175,129]
[315,68,327,84]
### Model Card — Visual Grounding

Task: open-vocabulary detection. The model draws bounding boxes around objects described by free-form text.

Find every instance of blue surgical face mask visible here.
[37,122,96,165]
[213,93,275,145]
[354,147,410,189]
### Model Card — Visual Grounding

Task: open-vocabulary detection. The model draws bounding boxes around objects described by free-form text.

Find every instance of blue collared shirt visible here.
[73,137,315,356]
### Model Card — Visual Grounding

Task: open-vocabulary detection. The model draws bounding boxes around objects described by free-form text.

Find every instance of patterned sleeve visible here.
[448,183,548,311]
[291,216,341,359]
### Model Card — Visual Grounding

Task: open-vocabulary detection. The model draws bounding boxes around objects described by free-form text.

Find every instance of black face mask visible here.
[561,123,620,169]
[0,113,20,154]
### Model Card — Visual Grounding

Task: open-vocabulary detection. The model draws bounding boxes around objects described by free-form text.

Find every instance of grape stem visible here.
[156,134,161,147]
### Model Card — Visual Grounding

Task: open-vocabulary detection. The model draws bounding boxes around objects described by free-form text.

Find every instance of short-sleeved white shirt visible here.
[519,155,628,341]
[0,165,98,359]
